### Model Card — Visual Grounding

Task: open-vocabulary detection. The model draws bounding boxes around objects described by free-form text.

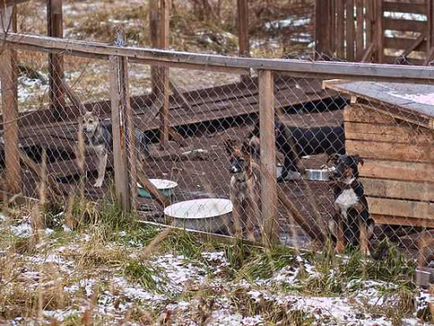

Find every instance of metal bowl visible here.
[164,198,232,233]
[304,169,329,181]
[137,179,178,198]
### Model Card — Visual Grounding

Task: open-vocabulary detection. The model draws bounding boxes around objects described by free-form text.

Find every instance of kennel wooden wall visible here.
[325,80,434,228]
[316,0,434,64]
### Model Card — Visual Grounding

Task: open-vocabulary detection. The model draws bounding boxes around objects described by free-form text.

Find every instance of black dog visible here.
[328,154,374,253]
[248,117,345,181]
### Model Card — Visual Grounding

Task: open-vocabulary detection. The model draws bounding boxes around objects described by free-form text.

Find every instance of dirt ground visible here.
[132,109,344,248]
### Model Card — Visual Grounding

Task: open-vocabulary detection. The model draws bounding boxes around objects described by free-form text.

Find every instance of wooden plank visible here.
[0,0,30,6]
[356,0,364,59]
[110,29,130,211]
[365,0,373,47]
[385,55,426,65]
[361,42,375,62]
[277,187,326,243]
[346,0,355,61]
[47,154,113,178]
[0,6,20,193]
[47,0,65,120]
[337,0,345,58]
[137,171,170,207]
[330,0,336,54]
[259,70,278,247]
[237,0,249,57]
[367,197,434,220]
[359,159,434,183]
[344,104,397,124]
[385,37,427,51]
[373,215,434,228]
[346,139,434,163]
[383,2,427,15]
[384,18,427,33]
[362,178,434,202]
[428,0,433,52]
[345,122,434,144]
[375,0,384,62]
[5,33,434,84]
[149,0,159,95]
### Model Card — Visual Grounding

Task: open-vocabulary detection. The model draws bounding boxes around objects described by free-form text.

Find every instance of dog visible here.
[224,138,261,242]
[80,109,150,188]
[248,117,345,182]
[328,154,374,253]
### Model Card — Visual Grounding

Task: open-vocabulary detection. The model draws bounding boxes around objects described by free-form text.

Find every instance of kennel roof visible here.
[324,80,434,129]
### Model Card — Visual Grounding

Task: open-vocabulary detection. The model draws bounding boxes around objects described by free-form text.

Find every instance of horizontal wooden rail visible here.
[2,32,434,83]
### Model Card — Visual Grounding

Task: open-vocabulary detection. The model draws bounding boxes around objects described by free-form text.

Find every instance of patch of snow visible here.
[384,12,426,22]
[265,17,311,30]
[10,222,32,238]
[388,91,434,106]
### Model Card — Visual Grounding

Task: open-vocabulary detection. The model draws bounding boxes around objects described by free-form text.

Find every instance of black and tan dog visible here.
[328,154,374,253]
[224,138,261,242]
[248,117,345,182]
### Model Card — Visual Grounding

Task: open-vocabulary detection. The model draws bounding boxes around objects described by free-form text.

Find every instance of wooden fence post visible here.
[1,6,21,193]
[346,0,355,61]
[47,0,65,120]
[110,28,131,211]
[258,70,278,247]
[374,0,384,63]
[150,0,170,149]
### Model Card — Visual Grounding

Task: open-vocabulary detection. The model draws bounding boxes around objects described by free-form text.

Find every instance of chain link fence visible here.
[1,29,434,268]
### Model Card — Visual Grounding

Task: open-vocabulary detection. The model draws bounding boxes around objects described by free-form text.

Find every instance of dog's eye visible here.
[89,120,93,124]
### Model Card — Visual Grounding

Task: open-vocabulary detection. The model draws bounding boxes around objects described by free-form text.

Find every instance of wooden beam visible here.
[149,0,159,95]
[356,0,364,60]
[47,0,65,120]
[237,0,249,57]
[136,171,170,207]
[375,0,384,63]
[4,33,434,83]
[0,6,20,193]
[277,187,326,243]
[0,0,29,7]
[361,42,375,62]
[258,70,278,247]
[110,28,130,211]
[336,0,345,58]
[346,0,355,61]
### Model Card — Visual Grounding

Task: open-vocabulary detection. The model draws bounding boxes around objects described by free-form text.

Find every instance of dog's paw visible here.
[93,180,103,188]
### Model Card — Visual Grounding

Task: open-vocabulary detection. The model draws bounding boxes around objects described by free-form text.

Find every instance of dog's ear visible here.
[352,154,364,166]
[91,104,101,117]
[241,140,252,157]
[224,139,237,155]
[327,153,341,164]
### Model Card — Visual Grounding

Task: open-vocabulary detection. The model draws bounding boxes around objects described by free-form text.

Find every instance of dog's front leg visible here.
[94,151,108,188]
[230,194,243,240]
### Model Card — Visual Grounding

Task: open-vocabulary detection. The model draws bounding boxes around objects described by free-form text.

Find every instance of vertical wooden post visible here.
[427,0,433,53]
[47,0,65,120]
[258,70,278,247]
[149,0,159,95]
[237,0,249,57]
[346,0,355,61]
[374,0,384,63]
[150,0,170,148]
[110,28,130,211]
[0,6,21,193]
[159,0,170,148]
[356,0,364,60]
[330,0,336,54]
[365,0,373,49]
[315,0,323,58]
[337,0,345,58]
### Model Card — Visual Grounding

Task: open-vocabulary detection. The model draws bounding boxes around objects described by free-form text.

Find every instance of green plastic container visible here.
[137,179,178,198]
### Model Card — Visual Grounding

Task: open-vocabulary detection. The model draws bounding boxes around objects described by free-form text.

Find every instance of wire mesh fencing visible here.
[2,30,434,268]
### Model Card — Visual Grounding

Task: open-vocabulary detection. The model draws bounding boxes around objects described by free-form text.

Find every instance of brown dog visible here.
[224,138,261,242]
